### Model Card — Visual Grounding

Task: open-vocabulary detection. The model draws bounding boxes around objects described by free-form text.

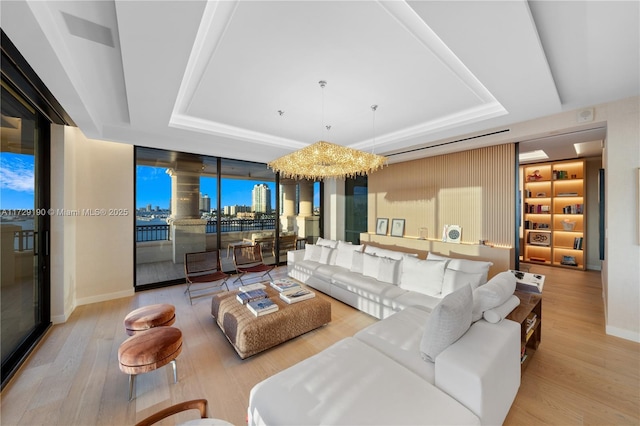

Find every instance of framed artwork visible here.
[445,225,462,243]
[391,219,405,237]
[528,231,551,246]
[376,218,389,235]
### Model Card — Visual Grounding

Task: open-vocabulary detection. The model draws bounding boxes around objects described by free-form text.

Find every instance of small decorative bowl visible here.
[561,221,576,231]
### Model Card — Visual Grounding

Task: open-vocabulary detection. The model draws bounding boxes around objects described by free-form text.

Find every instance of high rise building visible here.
[252,183,271,213]
[199,193,211,213]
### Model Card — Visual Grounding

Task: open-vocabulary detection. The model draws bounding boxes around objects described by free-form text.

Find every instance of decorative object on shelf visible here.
[418,227,428,240]
[526,170,543,181]
[561,219,576,231]
[561,255,578,266]
[390,219,405,237]
[267,81,386,180]
[528,231,550,246]
[376,218,389,235]
[445,225,462,243]
[536,192,546,197]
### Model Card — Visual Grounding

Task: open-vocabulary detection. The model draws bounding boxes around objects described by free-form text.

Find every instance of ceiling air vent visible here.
[388,129,511,157]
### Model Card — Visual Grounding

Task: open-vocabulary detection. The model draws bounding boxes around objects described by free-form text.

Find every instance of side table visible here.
[506,290,542,372]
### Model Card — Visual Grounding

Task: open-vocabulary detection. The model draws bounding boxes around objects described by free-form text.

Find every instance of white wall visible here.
[50,125,134,323]
[600,97,640,342]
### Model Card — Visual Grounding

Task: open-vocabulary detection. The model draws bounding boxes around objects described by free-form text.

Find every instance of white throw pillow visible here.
[334,241,364,270]
[362,253,380,280]
[420,285,473,362]
[316,237,339,248]
[350,251,365,274]
[483,295,520,324]
[303,244,322,262]
[441,269,484,296]
[472,271,516,321]
[377,257,402,285]
[400,257,447,296]
[318,246,334,265]
[427,253,493,284]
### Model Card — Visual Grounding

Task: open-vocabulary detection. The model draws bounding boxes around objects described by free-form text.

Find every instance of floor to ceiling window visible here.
[0,31,66,388]
[135,148,319,288]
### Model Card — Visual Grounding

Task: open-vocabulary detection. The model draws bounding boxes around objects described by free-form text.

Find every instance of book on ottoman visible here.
[236,289,268,305]
[270,278,301,293]
[280,288,315,304]
[239,283,266,292]
[247,298,279,316]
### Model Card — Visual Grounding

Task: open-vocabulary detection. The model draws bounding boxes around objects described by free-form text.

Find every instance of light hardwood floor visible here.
[1,265,638,425]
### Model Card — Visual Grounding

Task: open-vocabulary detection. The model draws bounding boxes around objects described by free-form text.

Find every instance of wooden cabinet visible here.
[507,291,542,372]
[522,160,586,269]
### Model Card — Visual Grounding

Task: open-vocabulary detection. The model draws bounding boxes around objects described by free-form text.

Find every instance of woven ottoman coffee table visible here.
[211,284,331,359]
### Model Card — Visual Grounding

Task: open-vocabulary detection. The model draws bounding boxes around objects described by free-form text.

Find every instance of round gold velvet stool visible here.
[124,303,175,336]
[118,326,183,401]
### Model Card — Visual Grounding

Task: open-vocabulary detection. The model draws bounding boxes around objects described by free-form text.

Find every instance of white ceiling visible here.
[1,1,638,165]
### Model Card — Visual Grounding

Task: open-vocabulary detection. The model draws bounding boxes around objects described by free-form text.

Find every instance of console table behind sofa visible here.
[360,233,513,280]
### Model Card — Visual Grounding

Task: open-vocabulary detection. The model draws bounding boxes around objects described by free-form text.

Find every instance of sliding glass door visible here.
[1,79,50,387]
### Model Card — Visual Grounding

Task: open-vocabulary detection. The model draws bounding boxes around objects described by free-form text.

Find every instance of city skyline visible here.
[1,156,318,211]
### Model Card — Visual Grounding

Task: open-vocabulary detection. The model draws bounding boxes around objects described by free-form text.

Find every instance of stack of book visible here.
[525,312,537,339]
[247,298,278,317]
[270,278,301,293]
[509,270,545,293]
[573,237,584,250]
[236,288,268,305]
[279,288,315,304]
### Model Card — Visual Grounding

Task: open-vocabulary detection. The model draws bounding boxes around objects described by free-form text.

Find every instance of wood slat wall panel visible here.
[369,144,515,247]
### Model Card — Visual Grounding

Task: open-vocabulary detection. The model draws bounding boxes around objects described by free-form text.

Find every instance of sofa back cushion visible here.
[441,269,484,296]
[316,237,339,248]
[303,244,322,262]
[362,253,380,280]
[350,251,365,274]
[377,257,402,285]
[318,246,335,265]
[334,241,364,270]
[420,285,473,362]
[472,271,516,321]
[427,253,493,284]
[400,257,447,296]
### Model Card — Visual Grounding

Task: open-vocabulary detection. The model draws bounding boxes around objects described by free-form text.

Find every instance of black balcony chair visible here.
[184,250,230,305]
[233,243,274,284]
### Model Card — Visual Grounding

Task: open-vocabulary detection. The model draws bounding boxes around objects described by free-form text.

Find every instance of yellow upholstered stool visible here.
[124,303,175,336]
[118,326,183,401]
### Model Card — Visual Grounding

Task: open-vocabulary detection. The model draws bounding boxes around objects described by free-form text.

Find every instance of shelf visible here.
[521,160,585,270]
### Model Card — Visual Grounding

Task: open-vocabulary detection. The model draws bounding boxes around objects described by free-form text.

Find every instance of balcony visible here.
[136,217,316,286]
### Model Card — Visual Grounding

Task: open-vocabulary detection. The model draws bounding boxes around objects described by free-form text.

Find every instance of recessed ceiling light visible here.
[519,150,549,162]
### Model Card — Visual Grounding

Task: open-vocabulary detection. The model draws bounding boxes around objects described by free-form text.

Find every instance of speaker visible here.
[577,108,594,123]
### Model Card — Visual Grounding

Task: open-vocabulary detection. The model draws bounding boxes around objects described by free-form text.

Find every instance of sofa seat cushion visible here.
[313,264,346,281]
[331,271,406,304]
[355,306,435,383]
[293,259,321,274]
[248,337,480,426]
[390,291,443,312]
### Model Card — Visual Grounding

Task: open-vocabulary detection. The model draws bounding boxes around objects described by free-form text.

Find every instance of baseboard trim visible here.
[76,289,135,307]
[52,303,76,324]
[606,325,640,343]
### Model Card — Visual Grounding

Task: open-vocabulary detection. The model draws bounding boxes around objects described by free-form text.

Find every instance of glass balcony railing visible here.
[136,218,277,242]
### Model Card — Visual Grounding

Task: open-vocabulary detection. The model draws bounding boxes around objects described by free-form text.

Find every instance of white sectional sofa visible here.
[249,239,522,425]
[288,238,494,319]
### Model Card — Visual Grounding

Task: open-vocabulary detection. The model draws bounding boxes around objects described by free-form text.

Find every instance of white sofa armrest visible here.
[435,319,521,426]
[287,249,305,264]
[287,249,306,273]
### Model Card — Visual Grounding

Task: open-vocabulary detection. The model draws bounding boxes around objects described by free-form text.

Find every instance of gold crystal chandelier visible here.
[268,81,387,181]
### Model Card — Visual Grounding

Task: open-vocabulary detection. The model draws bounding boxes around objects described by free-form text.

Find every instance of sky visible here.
[0,154,317,211]
[0,152,34,210]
